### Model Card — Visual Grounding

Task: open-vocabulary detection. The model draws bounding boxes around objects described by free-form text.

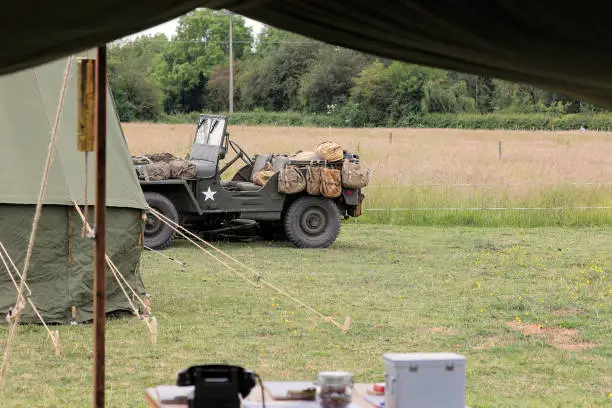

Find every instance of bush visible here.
[153,111,612,131]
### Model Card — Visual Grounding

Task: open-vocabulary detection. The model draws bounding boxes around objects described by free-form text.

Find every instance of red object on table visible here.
[373,383,385,393]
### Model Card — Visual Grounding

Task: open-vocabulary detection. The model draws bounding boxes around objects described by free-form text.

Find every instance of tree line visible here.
[109,9,606,126]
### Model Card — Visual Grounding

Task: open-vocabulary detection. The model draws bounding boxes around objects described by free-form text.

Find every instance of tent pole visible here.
[93,45,107,408]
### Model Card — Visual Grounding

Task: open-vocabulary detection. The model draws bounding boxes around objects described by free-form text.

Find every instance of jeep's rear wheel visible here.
[143,192,178,250]
[284,196,341,248]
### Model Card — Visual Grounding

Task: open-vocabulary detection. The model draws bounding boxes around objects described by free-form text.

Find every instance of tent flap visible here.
[0,205,146,324]
[0,54,147,209]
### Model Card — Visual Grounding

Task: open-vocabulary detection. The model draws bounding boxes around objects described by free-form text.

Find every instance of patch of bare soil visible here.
[472,335,513,350]
[505,321,598,351]
[428,327,457,335]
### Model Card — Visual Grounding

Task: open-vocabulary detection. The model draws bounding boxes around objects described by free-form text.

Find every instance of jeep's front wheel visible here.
[284,196,341,248]
[143,192,178,250]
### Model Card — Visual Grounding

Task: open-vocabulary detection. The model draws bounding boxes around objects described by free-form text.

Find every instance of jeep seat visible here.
[249,154,272,181]
[271,155,290,172]
[190,144,219,179]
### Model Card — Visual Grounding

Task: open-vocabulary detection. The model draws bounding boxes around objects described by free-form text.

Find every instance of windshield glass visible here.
[195,116,226,146]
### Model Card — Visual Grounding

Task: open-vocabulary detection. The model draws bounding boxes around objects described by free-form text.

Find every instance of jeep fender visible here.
[139,180,202,215]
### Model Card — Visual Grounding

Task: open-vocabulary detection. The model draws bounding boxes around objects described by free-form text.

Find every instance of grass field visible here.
[0,225,610,407]
[1,125,610,406]
[124,124,612,226]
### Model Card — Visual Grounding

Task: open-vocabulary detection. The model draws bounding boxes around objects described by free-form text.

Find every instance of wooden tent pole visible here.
[93,45,107,408]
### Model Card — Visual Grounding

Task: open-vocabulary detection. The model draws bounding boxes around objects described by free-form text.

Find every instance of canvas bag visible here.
[306,165,322,195]
[320,167,342,198]
[290,150,321,161]
[169,159,197,180]
[253,162,275,186]
[348,192,365,217]
[341,159,371,188]
[136,161,170,181]
[315,141,343,162]
[278,165,306,194]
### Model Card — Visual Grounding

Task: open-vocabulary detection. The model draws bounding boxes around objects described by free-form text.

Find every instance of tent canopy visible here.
[0,52,146,209]
[1,2,612,108]
[0,52,147,324]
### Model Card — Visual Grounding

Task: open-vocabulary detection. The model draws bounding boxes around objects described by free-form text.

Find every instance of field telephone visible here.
[176,364,262,408]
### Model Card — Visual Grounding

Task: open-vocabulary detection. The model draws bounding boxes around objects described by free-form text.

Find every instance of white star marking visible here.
[202,186,217,201]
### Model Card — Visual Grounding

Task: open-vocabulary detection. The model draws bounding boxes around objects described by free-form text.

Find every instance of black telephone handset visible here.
[177,364,259,408]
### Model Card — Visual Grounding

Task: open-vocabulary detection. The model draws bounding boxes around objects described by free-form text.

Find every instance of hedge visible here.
[155,112,612,131]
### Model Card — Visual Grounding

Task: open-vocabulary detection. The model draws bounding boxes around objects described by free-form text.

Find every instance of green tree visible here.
[446,72,494,113]
[348,61,467,125]
[385,62,449,121]
[347,61,393,126]
[255,26,305,55]
[151,9,253,113]
[108,35,167,121]
[421,79,476,113]
[237,37,323,111]
[207,61,246,112]
[298,46,370,113]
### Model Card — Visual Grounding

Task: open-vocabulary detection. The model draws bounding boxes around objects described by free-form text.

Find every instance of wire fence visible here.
[369,182,612,187]
[364,206,612,212]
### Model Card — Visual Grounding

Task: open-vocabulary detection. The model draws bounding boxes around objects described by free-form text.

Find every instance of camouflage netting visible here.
[132,153,196,181]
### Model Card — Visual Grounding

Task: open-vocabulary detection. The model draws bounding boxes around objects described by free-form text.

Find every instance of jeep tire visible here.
[284,196,341,248]
[143,192,178,250]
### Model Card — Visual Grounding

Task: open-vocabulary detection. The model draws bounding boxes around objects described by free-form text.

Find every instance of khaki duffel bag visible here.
[278,165,306,194]
[136,161,171,181]
[306,165,322,195]
[341,159,371,189]
[321,167,342,198]
[253,163,275,186]
[315,141,343,162]
[290,150,321,161]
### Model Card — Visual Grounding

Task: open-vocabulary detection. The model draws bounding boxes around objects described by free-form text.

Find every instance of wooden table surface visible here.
[145,383,376,408]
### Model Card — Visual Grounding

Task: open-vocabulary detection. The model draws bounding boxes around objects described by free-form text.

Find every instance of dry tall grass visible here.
[124,124,612,185]
[123,123,612,224]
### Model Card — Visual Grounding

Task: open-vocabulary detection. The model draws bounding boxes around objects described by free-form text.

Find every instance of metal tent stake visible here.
[93,45,107,408]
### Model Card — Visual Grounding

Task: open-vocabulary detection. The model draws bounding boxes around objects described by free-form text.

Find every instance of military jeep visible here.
[138,114,365,250]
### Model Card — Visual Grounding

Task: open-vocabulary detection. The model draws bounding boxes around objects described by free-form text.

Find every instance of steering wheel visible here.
[229,139,253,167]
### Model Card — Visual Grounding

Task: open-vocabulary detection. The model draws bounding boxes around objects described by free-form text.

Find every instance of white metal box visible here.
[383,352,466,408]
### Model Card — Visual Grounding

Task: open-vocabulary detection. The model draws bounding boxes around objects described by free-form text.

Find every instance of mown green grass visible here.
[360,184,612,227]
[0,225,611,407]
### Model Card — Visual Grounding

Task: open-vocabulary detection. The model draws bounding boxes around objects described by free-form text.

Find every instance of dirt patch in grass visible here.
[472,335,514,350]
[551,307,583,317]
[428,327,457,335]
[505,321,598,351]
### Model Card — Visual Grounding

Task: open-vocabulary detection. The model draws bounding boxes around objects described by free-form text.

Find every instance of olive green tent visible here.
[0,52,148,324]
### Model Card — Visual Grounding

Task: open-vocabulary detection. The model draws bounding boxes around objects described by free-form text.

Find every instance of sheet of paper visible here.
[364,394,385,407]
[155,385,194,403]
[264,381,315,399]
[244,403,362,408]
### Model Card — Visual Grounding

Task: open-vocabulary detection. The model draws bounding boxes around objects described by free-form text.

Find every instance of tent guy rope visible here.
[149,208,351,332]
[0,57,72,391]
[0,242,58,350]
[149,209,259,288]
[72,202,156,335]
[0,243,31,297]
[144,245,186,270]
